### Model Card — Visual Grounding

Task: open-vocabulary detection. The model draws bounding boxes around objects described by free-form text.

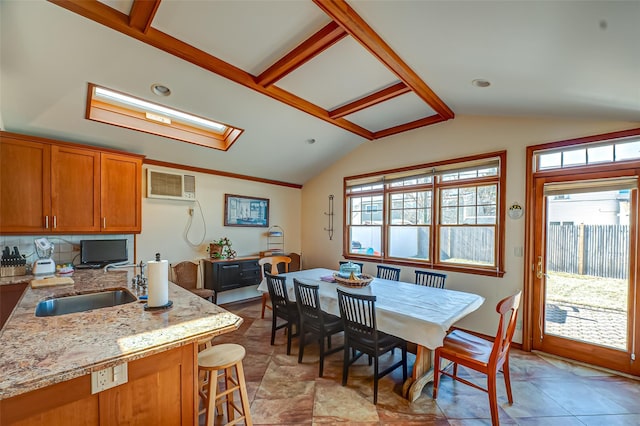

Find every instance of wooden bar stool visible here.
[198,343,252,426]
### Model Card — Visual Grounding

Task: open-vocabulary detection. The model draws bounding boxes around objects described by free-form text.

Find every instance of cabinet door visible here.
[100,153,142,233]
[218,263,242,291]
[51,145,100,232]
[98,344,196,426]
[0,138,51,233]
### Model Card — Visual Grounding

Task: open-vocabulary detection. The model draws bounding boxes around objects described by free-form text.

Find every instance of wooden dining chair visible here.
[288,252,302,272]
[337,288,407,404]
[264,272,299,355]
[376,265,400,281]
[293,279,344,377]
[259,255,292,318]
[414,270,447,288]
[170,261,215,302]
[433,291,522,426]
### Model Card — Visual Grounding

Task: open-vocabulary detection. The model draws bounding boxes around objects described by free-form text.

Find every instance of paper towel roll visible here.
[147,258,169,307]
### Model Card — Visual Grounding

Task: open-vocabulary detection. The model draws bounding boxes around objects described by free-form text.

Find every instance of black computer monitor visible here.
[80,239,128,266]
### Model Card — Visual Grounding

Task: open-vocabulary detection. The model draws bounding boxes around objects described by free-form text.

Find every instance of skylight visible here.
[86,83,243,151]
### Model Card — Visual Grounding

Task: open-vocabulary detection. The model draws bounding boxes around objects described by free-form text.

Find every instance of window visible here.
[344,151,506,277]
[86,83,243,151]
[535,136,640,171]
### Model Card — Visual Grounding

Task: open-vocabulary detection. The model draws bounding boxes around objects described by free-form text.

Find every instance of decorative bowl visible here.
[333,273,373,288]
[338,261,361,278]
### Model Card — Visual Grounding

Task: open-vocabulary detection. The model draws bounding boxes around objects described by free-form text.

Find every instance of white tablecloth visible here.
[257,268,484,349]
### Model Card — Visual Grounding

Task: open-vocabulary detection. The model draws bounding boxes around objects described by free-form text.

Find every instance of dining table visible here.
[256,267,485,401]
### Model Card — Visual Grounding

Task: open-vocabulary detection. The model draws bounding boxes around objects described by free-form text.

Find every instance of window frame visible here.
[343,151,506,277]
[86,83,243,151]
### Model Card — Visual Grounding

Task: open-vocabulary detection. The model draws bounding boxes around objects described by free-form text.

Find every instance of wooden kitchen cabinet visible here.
[0,131,143,234]
[51,145,101,232]
[1,343,196,426]
[0,137,51,233]
[100,152,142,233]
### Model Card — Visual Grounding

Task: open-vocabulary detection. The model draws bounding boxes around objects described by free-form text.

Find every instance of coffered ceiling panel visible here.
[152,0,330,75]
[345,92,438,133]
[276,37,399,111]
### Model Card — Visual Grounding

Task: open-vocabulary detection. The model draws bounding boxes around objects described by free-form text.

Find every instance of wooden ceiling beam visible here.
[128,0,161,33]
[329,81,410,119]
[256,21,347,87]
[47,0,374,140]
[313,0,455,121]
[373,114,446,139]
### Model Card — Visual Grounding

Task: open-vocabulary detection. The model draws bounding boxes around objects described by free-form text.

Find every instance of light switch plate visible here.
[91,363,128,394]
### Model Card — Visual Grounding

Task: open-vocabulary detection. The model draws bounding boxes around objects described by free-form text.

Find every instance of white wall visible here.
[301,114,640,341]
[136,164,301,303]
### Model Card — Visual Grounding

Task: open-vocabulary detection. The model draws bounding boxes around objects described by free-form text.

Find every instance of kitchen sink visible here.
[35,289,138,317]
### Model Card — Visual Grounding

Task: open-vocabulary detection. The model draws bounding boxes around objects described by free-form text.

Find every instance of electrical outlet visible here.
[188,207,194,216]
[91,363,128,394]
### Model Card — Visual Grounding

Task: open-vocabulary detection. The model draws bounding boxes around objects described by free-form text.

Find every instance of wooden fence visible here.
[547,224,629,279]
[440,227,494,265]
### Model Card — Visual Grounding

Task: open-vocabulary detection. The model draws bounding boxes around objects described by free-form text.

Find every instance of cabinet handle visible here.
[45,215,49,229]
[53,216,57,229]
[103,217,106,228]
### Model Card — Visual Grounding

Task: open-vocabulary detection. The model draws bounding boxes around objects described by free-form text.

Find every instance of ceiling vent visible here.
[147,169,196,201]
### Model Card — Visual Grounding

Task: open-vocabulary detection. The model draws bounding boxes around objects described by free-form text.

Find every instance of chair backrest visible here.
[376,265,400,281]
[293,279,323,326]
[339,261,364,274]
[170,261,198,290]
[414,270,447,288]
[337,288,378,342]
[259,256,291,280]
[288,253,302,272]
[490,291,523,366]
[265,272,291,313]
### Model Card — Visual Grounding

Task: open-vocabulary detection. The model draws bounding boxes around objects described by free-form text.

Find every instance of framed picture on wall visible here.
[224,194,269,227]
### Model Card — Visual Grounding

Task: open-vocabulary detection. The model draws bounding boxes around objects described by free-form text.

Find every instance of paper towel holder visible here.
[143,300,173,311]
[144,253,174,311]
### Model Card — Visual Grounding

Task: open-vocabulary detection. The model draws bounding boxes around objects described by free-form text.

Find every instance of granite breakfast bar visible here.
[0,269,243,425]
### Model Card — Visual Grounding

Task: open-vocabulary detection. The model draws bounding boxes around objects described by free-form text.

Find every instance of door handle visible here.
[536,256,549,279]
[536,256,543,279]
[536,255,546,340]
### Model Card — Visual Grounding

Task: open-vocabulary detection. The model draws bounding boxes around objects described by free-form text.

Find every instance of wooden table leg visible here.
[402,345,435,402]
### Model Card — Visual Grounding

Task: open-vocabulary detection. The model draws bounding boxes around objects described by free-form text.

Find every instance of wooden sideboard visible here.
[202,257,261,303]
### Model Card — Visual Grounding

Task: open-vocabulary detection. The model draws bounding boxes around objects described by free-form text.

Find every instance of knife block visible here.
[0,265,27,277]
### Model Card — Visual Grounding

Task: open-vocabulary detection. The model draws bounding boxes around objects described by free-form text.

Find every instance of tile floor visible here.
[204,298,640,425]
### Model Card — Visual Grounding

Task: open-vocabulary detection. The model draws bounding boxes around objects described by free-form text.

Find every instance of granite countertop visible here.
[0,269,242,400]
[0,274,34,286]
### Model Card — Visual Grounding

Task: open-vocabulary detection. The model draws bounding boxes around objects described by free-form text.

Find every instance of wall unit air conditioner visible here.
[147,169,196,201]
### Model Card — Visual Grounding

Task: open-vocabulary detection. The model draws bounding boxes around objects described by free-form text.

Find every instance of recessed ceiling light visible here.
[472,79,491,88]
[151,83,171,96]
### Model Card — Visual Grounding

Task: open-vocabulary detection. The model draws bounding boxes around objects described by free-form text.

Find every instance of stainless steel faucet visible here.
[103,261,147,290]
[131,261,148,290]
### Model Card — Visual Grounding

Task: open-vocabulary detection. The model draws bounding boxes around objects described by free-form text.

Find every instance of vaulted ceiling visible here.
[2,0,638,185]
